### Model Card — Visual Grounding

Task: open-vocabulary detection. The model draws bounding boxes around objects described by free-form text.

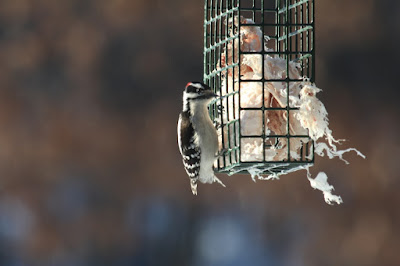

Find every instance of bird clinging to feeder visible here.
[177,82,225,195]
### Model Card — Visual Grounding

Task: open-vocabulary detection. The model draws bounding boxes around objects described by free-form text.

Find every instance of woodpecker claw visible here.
[213,121,222,129]
[216,149,228,158]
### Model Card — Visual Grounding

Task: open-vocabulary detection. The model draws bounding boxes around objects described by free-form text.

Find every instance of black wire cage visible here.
[204,0,315,176]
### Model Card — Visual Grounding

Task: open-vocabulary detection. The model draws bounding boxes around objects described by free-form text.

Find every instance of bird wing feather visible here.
[178,112,201,179]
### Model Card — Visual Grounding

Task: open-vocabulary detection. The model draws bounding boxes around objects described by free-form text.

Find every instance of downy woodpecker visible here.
[177,82,225,195]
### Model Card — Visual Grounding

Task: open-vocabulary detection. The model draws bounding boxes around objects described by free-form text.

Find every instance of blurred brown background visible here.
[0,0,398,265]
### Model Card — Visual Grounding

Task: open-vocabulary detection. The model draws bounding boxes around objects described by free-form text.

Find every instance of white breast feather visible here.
[189,101,223,185]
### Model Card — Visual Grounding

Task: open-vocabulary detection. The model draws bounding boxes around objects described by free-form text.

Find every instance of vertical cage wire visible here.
[204,0,315,175]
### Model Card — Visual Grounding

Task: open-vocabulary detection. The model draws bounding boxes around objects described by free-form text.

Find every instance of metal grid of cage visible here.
[204,0,315,175]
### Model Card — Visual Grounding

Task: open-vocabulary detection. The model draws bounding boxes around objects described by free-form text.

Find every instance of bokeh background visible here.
[0,0,399,265]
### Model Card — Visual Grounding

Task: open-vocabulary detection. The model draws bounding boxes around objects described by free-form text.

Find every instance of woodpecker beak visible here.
[206,91,218,99]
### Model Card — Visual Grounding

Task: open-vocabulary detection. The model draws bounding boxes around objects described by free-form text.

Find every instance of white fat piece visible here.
[189,99,218,184]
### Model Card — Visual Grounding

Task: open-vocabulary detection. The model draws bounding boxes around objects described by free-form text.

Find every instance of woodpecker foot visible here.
[216,149,228,158]
[213,121,222,129]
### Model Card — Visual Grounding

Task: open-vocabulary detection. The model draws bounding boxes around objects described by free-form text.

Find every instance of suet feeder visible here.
[204,0,316,177]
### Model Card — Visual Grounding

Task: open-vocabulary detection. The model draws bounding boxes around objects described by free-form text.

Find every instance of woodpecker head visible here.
[182,82,217,111]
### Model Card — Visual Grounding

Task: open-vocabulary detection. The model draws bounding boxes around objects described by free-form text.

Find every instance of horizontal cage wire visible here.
[204,0,315,175]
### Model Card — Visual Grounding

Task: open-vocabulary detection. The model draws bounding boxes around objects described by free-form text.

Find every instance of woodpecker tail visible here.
[190,179,198,195]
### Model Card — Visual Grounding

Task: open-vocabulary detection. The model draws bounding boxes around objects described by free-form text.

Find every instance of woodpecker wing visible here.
[178,111,201,179]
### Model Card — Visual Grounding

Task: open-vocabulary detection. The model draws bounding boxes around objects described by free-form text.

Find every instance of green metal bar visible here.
[295,0,299,65]
[237,0,241,164]
[204,65,240,79]
[209,91,238,108]
[239,23,312,26]
[225,118,239,126]
[209,7,277,12]
[224,146,240,151]
[289,0,293,62]
[306,0,309,78]
[236,78,306,82]
[241,51,312,54]
[310,0,315,162]
[221,0,232,167]
[204,34,239,51]
[252,0,255,21]
[300,0,304,76]
[226,0,233,165]
[278,25,312,41]
[240,106,299,110]
[218,0,222,44]
[221,161,313,175]
[285,0,291,161]
[229,0,233,164]
[220,146,240,156]
[233,0,239,164]
[311,0,315,82]
[205,7,238,25]
[210,2,214,85]
[215,0,226,169]
[204,0,208,82]
[242,134,311,138]
[278,0,310,14]
[224,161,312,167]
[261,0,266,162]
[222,162,265,175]
[276,0,281,53]
[293,53,312,62]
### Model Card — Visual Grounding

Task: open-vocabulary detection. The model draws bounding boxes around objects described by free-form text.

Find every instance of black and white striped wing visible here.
[178,112,201,179]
